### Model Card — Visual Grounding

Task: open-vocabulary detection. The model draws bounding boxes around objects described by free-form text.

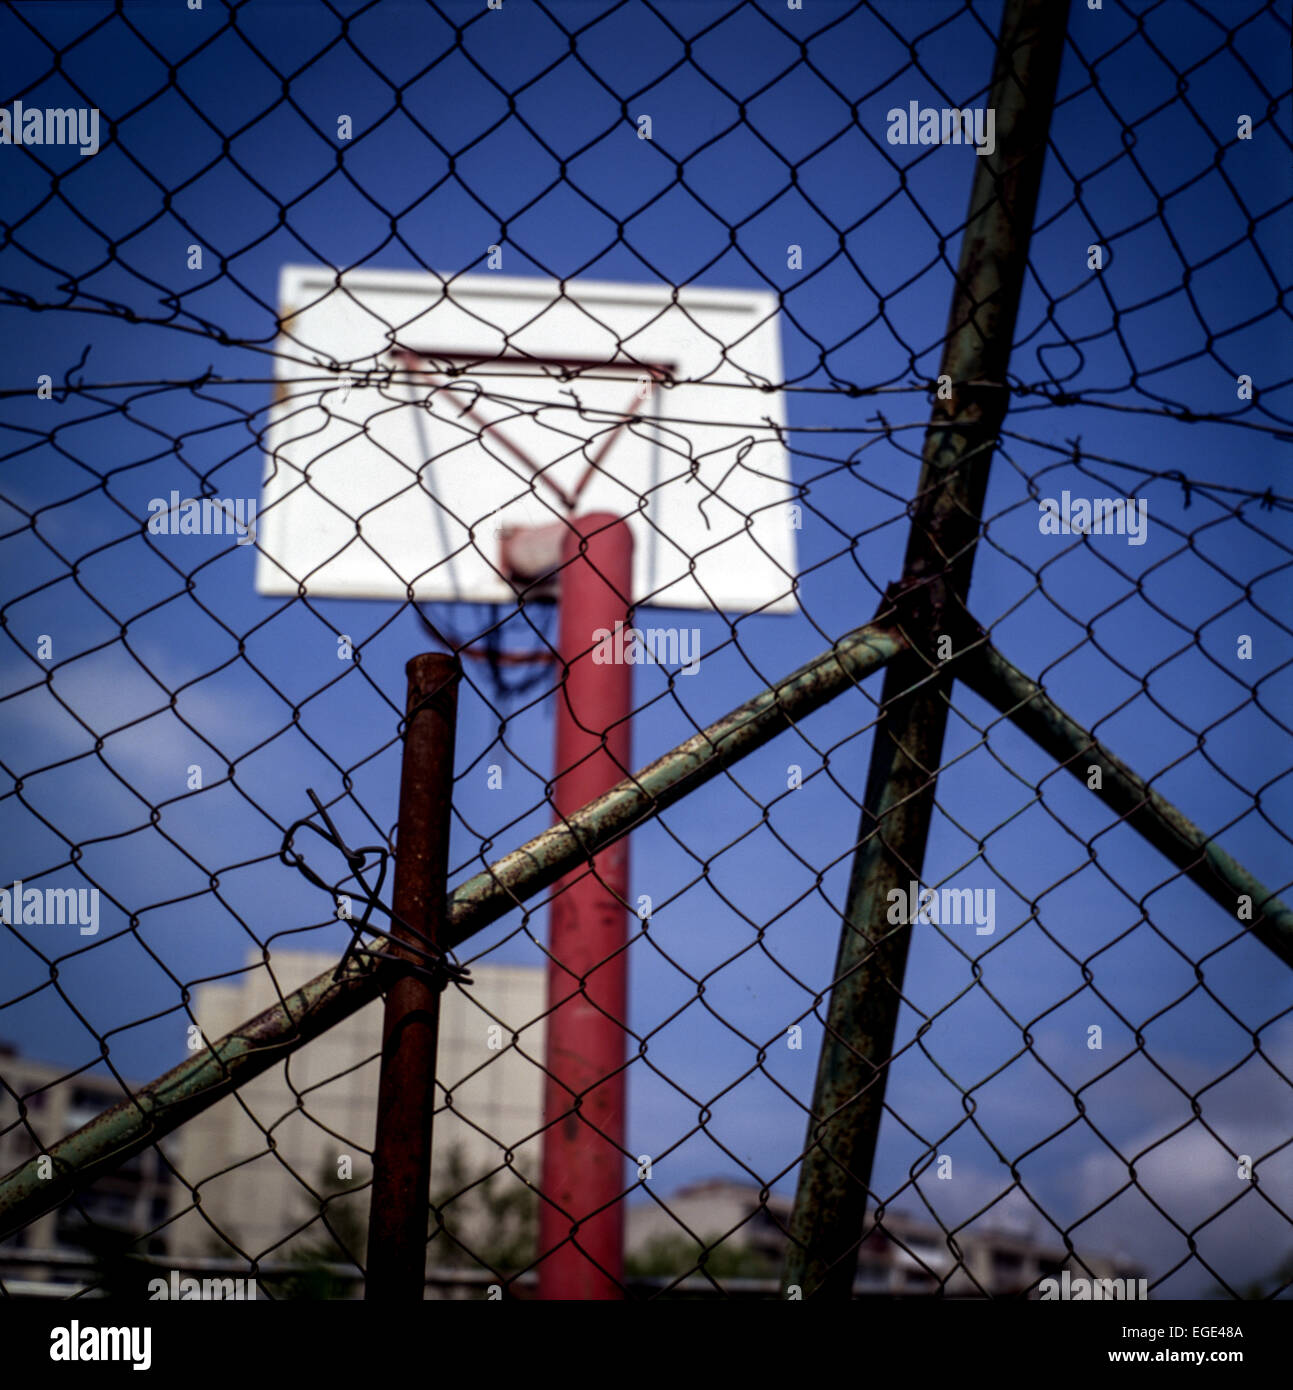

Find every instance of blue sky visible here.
[1,0,1290,1295]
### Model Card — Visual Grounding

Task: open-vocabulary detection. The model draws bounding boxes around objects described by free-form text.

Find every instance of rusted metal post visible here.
[783,0,1072,1299]
[365,653,461,1301]
[538,514,634,1300]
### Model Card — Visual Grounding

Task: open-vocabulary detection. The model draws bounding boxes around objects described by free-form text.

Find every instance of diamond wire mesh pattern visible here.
[0,0,1289,1301]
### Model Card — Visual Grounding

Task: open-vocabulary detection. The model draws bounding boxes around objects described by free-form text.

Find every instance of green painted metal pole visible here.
[960,638,1293,969]
[783,0,1073,1300]
[0,621,905,1243]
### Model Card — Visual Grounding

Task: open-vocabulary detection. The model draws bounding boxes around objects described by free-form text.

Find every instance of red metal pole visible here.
[366,653,461,1301]
[537,513,634,1299]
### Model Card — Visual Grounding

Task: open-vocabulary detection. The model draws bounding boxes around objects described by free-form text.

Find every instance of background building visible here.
[625,1178,1146,1297]
[0,952,546,1295]
[167,950,547,1282]
[0,1046,177,1295]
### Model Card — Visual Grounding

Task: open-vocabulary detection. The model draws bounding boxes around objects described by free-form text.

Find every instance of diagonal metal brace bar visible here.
[959,638,1293,970]
[0,621,907,1242]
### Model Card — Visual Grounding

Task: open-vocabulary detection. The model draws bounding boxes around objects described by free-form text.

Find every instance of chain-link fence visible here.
[0,0,1289,1302]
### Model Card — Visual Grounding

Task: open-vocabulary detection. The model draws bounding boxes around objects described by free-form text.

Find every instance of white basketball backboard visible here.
[256,265,797,614]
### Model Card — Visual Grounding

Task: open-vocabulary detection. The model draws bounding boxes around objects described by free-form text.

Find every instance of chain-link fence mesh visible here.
[1,0,1289,1301]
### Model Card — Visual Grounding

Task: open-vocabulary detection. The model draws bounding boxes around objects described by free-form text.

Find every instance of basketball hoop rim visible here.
[388,346,677,382]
